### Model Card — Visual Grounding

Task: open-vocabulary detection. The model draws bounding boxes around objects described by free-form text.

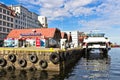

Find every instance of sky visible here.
[1,0,120,44]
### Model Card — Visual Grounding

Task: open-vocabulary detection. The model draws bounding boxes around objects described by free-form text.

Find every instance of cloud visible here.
[13,0,120,23]
[79,0,120,30]
[15,0,120,43]
[40,0,95,20]
[16,0,95,20]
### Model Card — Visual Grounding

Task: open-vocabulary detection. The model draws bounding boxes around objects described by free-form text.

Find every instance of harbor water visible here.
[0,48,120,80]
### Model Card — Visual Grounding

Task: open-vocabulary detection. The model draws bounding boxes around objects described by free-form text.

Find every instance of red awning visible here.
[18,37,26,40]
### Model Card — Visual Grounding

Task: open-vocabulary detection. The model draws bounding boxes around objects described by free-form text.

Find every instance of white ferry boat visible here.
[82,32,111,53]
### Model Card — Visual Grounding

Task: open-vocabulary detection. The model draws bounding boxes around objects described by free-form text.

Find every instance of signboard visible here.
[20,33,42,36]
[41,39,45,47]
[36,37,40,47]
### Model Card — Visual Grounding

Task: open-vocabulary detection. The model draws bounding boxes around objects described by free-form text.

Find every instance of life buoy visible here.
[8,54,16,62]
[7,65,15,72]
[49,53,60,64]
[39,60,48,69]
[0,58,7,67]
[29,54,38,63]
[18,59,27,67]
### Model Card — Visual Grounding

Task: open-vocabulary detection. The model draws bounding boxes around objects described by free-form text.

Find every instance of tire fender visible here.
[8,54,16,62]
[18,59,27,67]
[49,52,60,64]
[29,54,38,63]
[39,60,48,69]
[0,58,7,67]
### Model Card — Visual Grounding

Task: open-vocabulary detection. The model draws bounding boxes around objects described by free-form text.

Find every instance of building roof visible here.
[67,34,72,42]
[61,32,72,42]
[61,32,65,39]
[0,3,8,9]
[61,32,68,39]
[0,3,16,17]
[7,28,60,39]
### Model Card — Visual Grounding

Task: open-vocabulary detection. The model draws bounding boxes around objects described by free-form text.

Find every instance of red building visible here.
[5,28,61,48]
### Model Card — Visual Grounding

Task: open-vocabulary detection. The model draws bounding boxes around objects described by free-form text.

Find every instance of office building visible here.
[0,3,15,44]
[10,5,42,29]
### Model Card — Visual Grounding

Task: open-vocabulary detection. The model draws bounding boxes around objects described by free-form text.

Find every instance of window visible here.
[3,21,6,26]
[0,20,2,25]
[3,9,6,14]
[0,8,2,12]
[7,28,9,32]
[11,24,13,27]
[7,23,10,27]
[0,14,2,19]
[3,28,6,32]
[7,11,10,15]
[15,20,17,23]
[7,17,10,21]
[3,15,6,20]
[15,25,17,28]
[0,27,2,31]
[11,18,13,22]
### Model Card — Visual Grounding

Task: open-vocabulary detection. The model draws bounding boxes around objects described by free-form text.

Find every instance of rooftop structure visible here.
[38,16,48,28]
[9,5,42,29]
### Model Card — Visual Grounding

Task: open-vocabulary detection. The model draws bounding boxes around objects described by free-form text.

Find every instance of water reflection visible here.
[0,69,59,80]
[65,50,111,80]
[84,49,109,59]
[0,62,80,80]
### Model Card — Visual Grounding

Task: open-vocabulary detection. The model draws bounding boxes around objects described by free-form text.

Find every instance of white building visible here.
[64,31,79,47]
[0,3,14,44]
[10,5,42,29]
[38,16,48,28]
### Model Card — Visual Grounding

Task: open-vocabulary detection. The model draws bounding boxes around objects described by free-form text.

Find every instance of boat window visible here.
[87,33,105,37]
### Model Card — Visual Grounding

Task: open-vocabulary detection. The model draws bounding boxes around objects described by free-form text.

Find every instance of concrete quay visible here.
[0,47,83,72]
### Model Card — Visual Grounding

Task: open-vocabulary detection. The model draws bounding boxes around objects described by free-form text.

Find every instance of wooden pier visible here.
[0,47,83,72]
